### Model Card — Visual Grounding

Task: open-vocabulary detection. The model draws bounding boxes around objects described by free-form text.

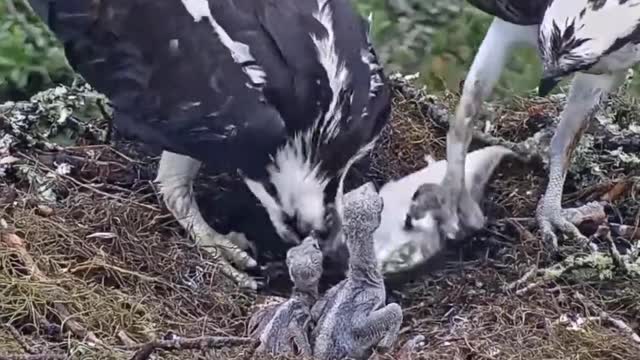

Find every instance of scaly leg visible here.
[155,151,258,289]
[438,18,539,238]
[288,325,313,357]
[536,71,626,249]
[352,303,403,353]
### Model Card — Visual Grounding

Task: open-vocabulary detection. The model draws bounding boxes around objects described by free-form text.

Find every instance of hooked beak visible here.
[538,76,561,97]
[538,71,562,97]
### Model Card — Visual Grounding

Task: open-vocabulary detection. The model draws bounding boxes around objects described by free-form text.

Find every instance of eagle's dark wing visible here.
[254,0,390,177]
[467,0,550,25]
[30,0,289,175]
[31,0,389,179]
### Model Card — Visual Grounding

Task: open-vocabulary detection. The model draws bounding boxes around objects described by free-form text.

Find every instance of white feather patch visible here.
[311,0,351,144]
[360,12,384,119]
[180,0,266,87]
[541,0,640,64]
[268,134,329,229]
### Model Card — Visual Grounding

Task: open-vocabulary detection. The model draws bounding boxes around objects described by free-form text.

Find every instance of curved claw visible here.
[536,200,605,251]
[215,255,259,290]
[438,186,484,241]
[196,232,259,290]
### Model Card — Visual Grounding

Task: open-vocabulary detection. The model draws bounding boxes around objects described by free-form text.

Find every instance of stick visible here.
[53,304,104,346]
[573,293,640,346]
[2,324,38,354]
[0,354,66,360]
[504,266,538,292]
[129,336,257,360]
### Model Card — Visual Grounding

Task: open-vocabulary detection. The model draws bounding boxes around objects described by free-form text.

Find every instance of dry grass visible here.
[1,76,639,359]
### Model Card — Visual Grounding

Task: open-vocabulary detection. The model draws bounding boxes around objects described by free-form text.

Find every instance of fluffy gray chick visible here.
[247,236,323,357]
[311,182,402,360]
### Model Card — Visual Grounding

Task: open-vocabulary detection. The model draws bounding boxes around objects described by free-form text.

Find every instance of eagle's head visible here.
[243,135,344,250]
[537,0,640,96]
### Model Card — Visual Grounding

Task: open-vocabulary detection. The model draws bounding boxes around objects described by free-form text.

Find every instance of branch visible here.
[573,293,640,346]
[129,336,257,360]
[2,324,40,355]
[0,354,67,360]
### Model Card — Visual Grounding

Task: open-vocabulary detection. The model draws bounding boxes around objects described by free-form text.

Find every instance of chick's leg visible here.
[156,151,257,289]
[352,303,403,353]
[439,18,539,238]
[289,325,313,357]
[536,72,625,249]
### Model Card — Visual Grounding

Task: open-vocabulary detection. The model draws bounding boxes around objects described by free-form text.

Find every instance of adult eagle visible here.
[28,0,390,289]
[409,0,640,250]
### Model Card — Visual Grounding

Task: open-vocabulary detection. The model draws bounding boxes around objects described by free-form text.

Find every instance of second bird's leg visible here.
[440,18,539,238]
[155,150,258,289]
[536,71,626,249]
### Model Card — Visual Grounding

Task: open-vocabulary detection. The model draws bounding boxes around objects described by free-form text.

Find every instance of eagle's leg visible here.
[438,18,539,238]
[156,150,258,289]
[536,71,626,249]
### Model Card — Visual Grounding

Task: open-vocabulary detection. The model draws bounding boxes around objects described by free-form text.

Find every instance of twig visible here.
[0,232,47,281]
[17,152,160,212]
[129,336,257,360]
[609,222,640,240]
[0,354,67,360]
[117,331,138,347]
[2,323,38,354]
[602,227,629,273]
[504,266,537,292]
[53,304,104,346]
[598,312,640,345]
[512,258,580,296]
[68,258,168,285]
[573,292,640,346]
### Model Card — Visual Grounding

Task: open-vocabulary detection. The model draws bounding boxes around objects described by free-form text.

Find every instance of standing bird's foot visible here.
[440,188,485,241]
[436,183,485,241]
[536,200,606,251]
[156,151,260,291]
[192,229,259,290]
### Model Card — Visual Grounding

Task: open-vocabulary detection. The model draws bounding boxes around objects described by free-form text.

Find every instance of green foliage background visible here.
[0,0,74,101]
[0,0,638,101]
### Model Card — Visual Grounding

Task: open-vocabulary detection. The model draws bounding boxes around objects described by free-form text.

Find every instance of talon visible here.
[215,256,258,290]
[537,200,606,250]
[155,151,260,291]
[458,187,485,232]
[193,232,261,289]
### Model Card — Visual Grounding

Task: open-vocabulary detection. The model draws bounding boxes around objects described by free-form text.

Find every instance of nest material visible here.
[0,78,640,359]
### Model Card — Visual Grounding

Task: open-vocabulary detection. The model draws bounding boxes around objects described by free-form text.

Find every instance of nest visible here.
[1,76,640,359]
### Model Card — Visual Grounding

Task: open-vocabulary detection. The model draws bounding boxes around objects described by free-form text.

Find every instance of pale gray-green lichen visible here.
[0,83,110,201]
